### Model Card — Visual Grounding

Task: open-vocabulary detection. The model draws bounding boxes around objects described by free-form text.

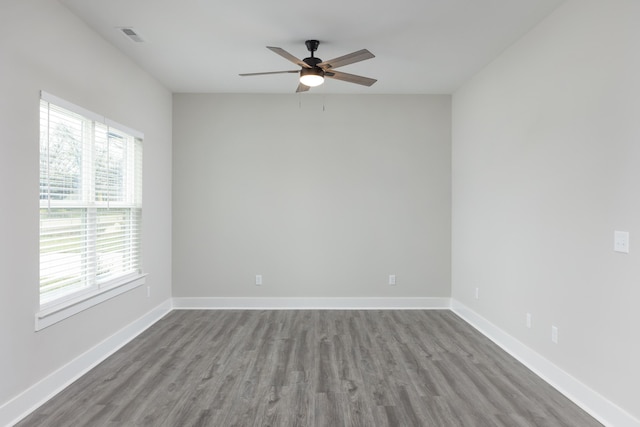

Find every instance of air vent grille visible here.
[119,27,144,43]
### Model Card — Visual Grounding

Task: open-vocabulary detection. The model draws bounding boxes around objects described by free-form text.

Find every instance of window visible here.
[38,92,143,327]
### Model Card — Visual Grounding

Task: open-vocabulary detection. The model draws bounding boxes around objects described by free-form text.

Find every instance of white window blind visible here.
[39,92,143,308]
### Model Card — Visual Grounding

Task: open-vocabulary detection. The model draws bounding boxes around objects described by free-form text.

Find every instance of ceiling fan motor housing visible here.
[303,56,322,67]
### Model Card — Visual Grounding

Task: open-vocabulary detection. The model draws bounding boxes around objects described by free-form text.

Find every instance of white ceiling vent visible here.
[119,27,144,43]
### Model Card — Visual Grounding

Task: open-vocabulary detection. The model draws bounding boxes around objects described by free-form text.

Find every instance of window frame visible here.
[36,91,146,331]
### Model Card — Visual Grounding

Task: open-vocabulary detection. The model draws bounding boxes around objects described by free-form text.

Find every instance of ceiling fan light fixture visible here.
[299,67,325,87]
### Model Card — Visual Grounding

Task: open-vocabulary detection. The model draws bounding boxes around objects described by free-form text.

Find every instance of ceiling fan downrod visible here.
[303,40,322,68]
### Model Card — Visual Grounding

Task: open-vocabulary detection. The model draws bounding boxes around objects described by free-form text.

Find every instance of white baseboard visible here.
[0,299,172,427]
[450,299,640,427]
[172,296,451,310]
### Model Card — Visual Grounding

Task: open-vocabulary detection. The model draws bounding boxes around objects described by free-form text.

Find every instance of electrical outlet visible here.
[614,230,630,253]
[526,313,532,328]
[388,274,396,286]
[475,288,479,300]
[146,285,151,298]
[551,326,558,344]
[255,275,262,286]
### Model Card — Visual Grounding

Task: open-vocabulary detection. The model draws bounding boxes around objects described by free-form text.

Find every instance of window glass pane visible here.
[39,104,85,202]
[95,125,130,203]
[96,208,141,282]
[40,208,92,304]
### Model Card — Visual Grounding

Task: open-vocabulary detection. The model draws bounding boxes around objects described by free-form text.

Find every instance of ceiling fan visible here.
[239,40,377,92]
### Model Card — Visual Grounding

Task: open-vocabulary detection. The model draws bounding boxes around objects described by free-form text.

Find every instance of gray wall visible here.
[0,0,172,406]
[452,0,640,420]
[173,94,451,298]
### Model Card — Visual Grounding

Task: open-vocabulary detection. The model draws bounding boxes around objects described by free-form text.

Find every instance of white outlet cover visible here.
[614,230,630,253]
[551,326,558,343]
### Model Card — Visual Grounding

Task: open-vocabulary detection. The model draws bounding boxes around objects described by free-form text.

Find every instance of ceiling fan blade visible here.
[239,70,299,77]
[296,83,310,93]
[317,49,375,69]
[325,70,377,87]
[267,46,312,69]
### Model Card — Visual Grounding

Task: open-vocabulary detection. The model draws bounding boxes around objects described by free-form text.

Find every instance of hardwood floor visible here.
[17,310,602,426]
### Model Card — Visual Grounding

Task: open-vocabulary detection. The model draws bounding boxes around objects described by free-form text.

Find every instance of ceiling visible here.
[59,0,564,94]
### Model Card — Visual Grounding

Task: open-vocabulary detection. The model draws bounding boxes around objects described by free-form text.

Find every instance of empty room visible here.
[1,0,639,426]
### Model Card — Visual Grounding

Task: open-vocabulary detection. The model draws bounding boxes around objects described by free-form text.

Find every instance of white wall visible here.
[173,94,451,299]
[452,0,640,421]
[0,0,172,408]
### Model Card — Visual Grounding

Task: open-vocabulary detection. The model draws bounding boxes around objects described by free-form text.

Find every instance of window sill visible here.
[35,274,147,331]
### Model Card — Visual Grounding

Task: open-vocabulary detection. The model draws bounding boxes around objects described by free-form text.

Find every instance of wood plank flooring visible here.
[17,310,602,426]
